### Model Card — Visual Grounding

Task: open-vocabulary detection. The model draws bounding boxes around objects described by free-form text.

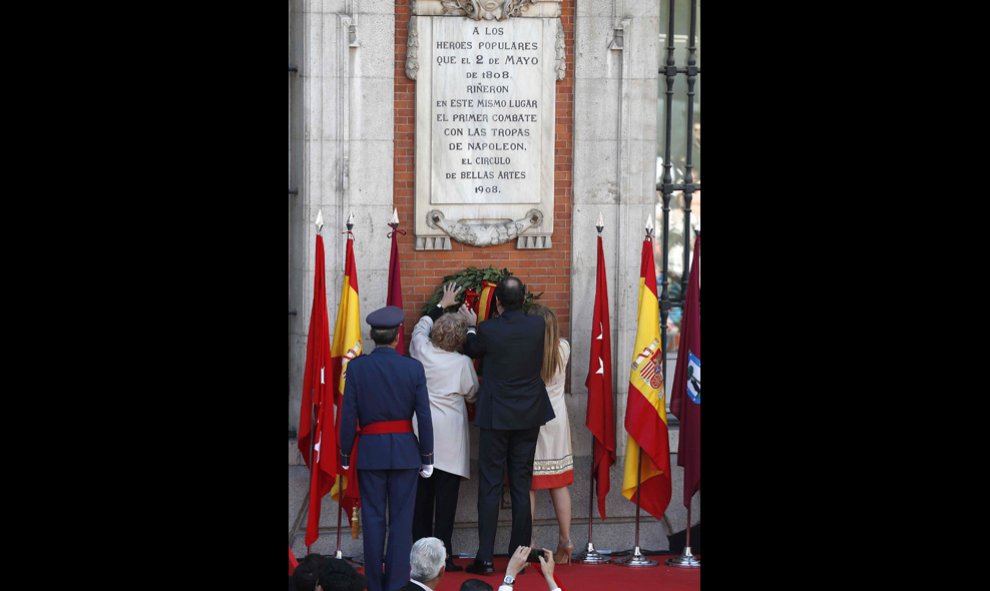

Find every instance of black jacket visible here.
[464,309,554,430]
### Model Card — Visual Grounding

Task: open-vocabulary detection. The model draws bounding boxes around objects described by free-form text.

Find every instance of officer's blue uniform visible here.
[339,306,434,591]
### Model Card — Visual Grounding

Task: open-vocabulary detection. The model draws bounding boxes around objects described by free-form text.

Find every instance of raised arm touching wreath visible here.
[420,266,544,316]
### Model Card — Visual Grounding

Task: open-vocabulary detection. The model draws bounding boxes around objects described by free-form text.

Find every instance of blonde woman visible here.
[527,304,574,564]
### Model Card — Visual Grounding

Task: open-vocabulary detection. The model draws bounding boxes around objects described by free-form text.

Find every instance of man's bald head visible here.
[494,276,525,311]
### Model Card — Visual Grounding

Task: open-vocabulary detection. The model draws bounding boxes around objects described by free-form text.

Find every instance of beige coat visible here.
[410,315,479,478]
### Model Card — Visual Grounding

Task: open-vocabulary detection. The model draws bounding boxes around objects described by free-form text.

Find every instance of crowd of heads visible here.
[291,554,367,591]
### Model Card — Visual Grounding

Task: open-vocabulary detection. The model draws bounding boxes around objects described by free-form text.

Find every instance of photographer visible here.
[496,546,566,591]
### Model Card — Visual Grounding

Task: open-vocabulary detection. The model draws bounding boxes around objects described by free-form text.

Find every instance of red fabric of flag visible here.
[670,233,701,507]
[297,234,338,546]
[387,225,406,355]
[584,235,615,519]
[288,547,299,576]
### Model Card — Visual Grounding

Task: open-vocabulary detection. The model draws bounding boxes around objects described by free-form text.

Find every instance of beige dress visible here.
[531,338,573,489]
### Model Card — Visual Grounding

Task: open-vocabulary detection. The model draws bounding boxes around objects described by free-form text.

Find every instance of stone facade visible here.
[288,0,700,557]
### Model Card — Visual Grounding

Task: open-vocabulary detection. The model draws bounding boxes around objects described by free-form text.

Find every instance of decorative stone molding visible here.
[439,0,536,21]
[415,235,452,250]
[517,234,552,249]
[427,208,544,246]
[555,18,565,80]
[414,0,560,19]
[406,16,420,79]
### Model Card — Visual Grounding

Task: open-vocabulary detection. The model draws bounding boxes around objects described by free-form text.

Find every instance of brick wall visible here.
[394,2,575,340]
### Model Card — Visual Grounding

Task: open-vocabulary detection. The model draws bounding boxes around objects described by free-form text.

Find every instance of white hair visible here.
[409,537,446,582]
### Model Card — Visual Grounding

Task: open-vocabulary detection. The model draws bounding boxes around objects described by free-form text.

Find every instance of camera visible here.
[527,548,547,563]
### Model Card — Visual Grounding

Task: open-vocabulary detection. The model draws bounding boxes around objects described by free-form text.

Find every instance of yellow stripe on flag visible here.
[622,437,663,500]
[331,279,362,397]
[628,276,667,417]
[477,280,497,322]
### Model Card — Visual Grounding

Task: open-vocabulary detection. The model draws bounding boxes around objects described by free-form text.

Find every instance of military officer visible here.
[340,305,434,591]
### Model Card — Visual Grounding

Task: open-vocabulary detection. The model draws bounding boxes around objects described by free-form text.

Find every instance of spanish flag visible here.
[476,280,498,322]
[470,280,497,378]
[621,235,672,520]
[330,233,363,537]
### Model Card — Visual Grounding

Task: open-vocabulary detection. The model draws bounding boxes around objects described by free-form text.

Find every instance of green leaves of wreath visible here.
[420,266,544,316]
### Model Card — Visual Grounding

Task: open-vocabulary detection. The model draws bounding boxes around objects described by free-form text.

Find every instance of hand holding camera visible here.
[527,548,550,563]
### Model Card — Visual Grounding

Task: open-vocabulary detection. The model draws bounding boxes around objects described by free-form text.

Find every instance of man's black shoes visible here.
[465,559,495,575]
[445,558,464,572]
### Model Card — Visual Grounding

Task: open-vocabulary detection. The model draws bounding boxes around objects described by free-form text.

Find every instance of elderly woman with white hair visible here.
[410,283,479,572]
[401,537,447,591]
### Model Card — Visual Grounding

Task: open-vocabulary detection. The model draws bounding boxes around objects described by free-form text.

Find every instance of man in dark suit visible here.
[459,276,555,575]
[339,306,435,591]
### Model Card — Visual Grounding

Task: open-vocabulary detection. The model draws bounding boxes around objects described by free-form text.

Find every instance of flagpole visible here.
[576,216,611,565]
[666,495,700,567]
[335,213,356,560]
[387,208,407,356]
[335,480,345,558]
[666,227,700,569]
[290,490,310,548]
[575,441,611,564]
[617,448,657,567]
[620,223,658,568]
[305,406,318,554]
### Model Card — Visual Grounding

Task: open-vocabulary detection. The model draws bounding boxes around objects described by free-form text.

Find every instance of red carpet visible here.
[423,556,699,591]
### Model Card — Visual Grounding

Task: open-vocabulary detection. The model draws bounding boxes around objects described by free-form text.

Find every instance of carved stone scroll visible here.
[427,209,544,246]
[417,0,560,19]
[440,0,536,21]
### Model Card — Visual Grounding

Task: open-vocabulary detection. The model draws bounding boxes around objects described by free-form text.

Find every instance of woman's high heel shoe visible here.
[554,541,574,565]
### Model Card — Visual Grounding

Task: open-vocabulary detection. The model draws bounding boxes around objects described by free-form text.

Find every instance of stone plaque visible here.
[430,18,543,205]
[410,3,563,249]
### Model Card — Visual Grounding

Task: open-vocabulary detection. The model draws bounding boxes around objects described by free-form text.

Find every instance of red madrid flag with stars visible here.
[297,232,338,547]
[585,234,615,519]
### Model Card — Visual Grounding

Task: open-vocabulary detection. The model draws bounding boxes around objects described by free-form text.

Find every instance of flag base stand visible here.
[333,550,363,569]
[574,542,611,564]
[618,546,658,567]
[665,546,700,568]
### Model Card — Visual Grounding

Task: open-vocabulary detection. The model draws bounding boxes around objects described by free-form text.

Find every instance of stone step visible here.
[289,454,699,561]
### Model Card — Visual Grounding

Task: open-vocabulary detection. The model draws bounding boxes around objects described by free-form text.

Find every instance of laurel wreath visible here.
[420,266,543,316]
